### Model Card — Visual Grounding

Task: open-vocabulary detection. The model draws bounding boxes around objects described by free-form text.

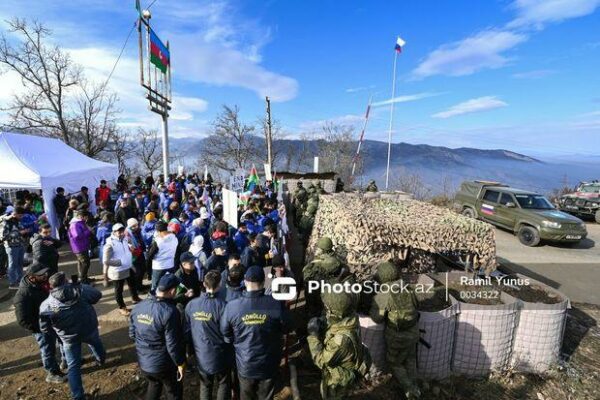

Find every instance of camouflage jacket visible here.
[369,280,418,330]
[308,315,371,395]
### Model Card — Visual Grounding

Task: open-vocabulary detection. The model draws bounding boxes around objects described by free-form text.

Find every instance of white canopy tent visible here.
[0,132,118,234]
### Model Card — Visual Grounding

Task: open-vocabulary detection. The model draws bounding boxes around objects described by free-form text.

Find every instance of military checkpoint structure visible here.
[0,6,596,400]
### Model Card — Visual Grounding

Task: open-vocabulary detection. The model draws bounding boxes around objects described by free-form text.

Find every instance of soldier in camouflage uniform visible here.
[303,237,342,317]
[316,181,326,195]
[293,181,308,227]
[365,180,378,192]
[369,262,420,399]
[308,291,371,400]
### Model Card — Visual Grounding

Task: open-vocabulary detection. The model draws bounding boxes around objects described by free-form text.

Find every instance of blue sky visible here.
[0,0,599,156]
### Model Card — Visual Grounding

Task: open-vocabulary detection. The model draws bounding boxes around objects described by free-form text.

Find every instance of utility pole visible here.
[265,96,273,170]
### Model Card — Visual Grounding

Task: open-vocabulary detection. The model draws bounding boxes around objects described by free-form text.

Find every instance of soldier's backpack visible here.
[387,284,419,330]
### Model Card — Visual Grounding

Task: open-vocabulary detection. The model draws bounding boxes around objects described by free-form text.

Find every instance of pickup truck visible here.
[454,181,587,246]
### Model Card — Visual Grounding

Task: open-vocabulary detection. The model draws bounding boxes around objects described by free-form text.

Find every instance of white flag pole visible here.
[385,49,399,191]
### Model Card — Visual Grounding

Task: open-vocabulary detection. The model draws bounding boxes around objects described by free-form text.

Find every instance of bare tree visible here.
[0,18,119,157]
[102,129,134,175]
[317,122,356,184]
[71,81,120,157]
[137,128,163,176]
[0,18,80,144]
[201,105,258,173]
[393,168,432,200]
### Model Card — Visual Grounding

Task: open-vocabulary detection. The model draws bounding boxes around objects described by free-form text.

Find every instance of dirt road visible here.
[495,222,600,305]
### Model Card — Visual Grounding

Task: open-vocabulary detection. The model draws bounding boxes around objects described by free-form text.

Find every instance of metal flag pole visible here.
[385,49,398,191]
[351,96,372,177]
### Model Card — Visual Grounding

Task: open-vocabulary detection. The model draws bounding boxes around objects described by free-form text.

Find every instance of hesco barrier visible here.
[431,272,520,376]
[307,194,497,280]
[508,274,570,374]
[416,276,459,380]
[358,315,386,372]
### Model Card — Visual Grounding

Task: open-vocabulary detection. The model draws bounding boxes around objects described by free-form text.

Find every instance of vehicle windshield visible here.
[579,184,600,193]
[514,194,555,210]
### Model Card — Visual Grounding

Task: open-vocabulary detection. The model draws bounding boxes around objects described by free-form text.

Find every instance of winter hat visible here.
[180,252,196,264]
[189,236,205,257]
[127,218,139,228]
[145,212,156,222]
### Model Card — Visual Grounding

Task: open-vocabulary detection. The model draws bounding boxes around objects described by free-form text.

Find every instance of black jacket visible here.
[30,234,62,275]
[175,267,202,306]
[13,276,49,333]
[115,207,136,227]
[53,194,68,217]
[205,254,227,273]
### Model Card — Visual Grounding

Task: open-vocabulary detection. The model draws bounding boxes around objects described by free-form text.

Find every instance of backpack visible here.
[387,287,418,330]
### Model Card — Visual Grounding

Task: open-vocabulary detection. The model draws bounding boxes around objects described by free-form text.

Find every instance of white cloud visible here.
[161,0,297,101]
[298,114,365,131]
[371,92,442,107]
[512,69,556,79]
[170,35,298,102]
[412,30,527,79]
[509,0,600,28]
[345,85,375,93]
[432,96,508,119]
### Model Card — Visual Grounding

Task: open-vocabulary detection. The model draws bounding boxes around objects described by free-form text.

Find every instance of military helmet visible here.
[320,254,342,275]
[322,291,353,318]
[317,237,333,252]
[375,262,399,283]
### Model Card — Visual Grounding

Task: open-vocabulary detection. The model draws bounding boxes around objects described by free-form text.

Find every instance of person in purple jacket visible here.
[68,210,93,284]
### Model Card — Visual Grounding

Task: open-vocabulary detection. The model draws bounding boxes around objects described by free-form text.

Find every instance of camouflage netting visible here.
[307,194,497,280]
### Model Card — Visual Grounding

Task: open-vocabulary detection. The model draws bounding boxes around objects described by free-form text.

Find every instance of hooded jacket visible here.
[30,233,61,274]
[185,292,232,375]
[39,283,102,343]
[142,220,157,248]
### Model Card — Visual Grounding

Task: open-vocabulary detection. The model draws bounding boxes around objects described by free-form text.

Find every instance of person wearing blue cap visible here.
[220,265,292,400]
[129,273,186,400]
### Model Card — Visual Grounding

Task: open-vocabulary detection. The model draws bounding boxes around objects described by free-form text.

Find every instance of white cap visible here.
[127,218,139,228]
[112,223,125,232]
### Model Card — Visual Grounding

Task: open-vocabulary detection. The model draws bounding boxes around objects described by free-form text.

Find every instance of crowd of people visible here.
[3,172,421,400]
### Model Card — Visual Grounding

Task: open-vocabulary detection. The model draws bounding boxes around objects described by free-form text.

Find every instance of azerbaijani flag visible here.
[150,28,170,73]
[245,164,260,192]
[395,36,406,53]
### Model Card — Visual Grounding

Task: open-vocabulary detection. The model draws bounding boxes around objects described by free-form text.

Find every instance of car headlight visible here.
[542,221,561,229]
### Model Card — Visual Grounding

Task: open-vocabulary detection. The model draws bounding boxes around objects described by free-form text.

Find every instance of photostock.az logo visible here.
[271,277,297,301]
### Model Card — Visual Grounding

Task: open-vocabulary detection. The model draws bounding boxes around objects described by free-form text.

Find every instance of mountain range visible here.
[170,137,600,195]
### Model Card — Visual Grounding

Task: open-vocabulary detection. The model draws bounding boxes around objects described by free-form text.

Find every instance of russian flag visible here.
[395,36,406,53]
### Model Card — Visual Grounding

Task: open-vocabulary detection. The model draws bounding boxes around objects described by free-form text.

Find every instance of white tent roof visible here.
[0,132,117,190]
[0,132,118,233]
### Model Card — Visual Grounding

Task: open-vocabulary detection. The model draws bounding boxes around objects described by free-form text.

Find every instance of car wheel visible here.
[462,207,476,219]
[518,225,540,247]
[595,210,600,224]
